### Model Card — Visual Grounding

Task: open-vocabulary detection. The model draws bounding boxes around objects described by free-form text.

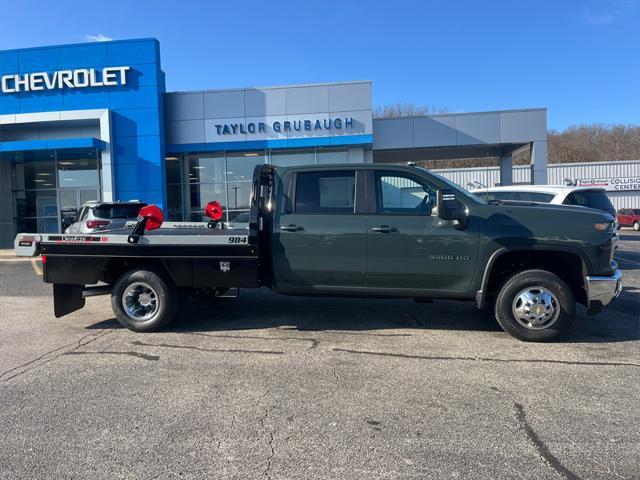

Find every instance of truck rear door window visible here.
[295,171,355,214]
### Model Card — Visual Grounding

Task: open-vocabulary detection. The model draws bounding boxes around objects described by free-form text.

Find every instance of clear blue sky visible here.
[0,0,638,130]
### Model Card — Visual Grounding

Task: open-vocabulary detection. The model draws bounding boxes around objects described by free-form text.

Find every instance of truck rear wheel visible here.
[111,269,179,332]
[494,269,575,341]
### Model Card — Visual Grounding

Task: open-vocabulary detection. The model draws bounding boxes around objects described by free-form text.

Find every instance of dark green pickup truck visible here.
[15,163,622,341]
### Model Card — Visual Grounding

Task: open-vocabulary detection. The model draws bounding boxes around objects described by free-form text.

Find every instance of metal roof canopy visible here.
[373,143,527,163]
[372,109,548,185]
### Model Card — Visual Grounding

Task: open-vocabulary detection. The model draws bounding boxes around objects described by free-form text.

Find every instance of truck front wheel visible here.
[111,269,179,332]
[494,269,576,341]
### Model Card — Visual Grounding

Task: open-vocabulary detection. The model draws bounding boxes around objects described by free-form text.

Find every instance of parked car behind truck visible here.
[15,164,622,342]
[65,200,147,234]
[617,208,640,231]
[473,185,616,216]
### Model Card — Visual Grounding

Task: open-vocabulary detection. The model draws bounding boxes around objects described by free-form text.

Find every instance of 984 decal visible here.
[227,236,248,244]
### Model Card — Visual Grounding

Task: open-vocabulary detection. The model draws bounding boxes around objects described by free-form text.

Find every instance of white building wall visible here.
[434,160,640,210]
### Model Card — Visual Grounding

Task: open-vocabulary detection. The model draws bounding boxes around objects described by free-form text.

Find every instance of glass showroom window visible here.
[270,149,315,167]
[176,152,266,222]
[12,148,100,234]
[167,148,351,222]
[226,152,266,221]
[316,147,348,164]
[165,155,183,221]
[186,154,226,221]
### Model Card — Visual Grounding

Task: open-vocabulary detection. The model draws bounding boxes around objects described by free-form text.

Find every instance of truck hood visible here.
[488,200,615,222]
[479,200,615,250]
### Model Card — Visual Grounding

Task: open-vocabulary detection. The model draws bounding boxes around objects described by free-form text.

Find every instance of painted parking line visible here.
[31,258,43,276]
[616,254,640,267]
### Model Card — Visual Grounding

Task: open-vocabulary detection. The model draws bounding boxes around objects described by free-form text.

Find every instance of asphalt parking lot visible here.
[0,231,638,479]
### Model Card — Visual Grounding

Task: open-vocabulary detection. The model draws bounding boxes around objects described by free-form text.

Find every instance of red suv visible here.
[617,208,640,231]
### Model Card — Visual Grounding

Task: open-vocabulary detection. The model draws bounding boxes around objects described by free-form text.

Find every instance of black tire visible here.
[633,221,639,231]
[494,269,575,342]
[111,269,179,332]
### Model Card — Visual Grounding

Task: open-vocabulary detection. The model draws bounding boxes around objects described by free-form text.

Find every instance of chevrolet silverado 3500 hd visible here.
[15,164,622,341]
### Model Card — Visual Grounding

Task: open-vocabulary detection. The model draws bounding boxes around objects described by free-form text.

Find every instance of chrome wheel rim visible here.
[511,286,560,330]
[122,282,159,322]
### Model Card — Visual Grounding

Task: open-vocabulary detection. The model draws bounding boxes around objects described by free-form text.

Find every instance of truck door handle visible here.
[280,224,304,232]
[371,225,398,233]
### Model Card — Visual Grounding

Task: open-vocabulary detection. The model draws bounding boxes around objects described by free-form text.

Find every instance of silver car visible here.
[65,200,147,234]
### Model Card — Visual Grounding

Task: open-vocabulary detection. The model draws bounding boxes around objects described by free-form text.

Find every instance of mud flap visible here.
[53,284,86,318]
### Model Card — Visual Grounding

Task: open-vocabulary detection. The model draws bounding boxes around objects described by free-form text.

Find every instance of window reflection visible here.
[226,152,265,181]
[57,150,99,188]
[167,148,353,222]
[165,156,182,184]
[167,184,183,221]
[14,189,58,218]
[271,149,315,167]
[188,155,225,183]
[227,182,252,210]
[317,148,348,164]
[190,183,226,211]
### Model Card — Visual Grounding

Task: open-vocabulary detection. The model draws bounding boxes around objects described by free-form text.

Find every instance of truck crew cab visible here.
[15,163,622,342]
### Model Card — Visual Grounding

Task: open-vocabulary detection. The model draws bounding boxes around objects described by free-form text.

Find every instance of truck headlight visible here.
[594,222,614,233]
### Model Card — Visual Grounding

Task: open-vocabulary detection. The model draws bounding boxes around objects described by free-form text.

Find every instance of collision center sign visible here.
[576,176,640,192]
[1,66,130,93]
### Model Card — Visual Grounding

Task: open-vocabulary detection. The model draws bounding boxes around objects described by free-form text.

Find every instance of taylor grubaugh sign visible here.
[576,177,640,192]
[213,117,355,136]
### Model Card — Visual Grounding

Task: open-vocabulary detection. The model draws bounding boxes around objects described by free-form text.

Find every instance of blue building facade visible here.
[0,39,167,209]
[0,38,547,246]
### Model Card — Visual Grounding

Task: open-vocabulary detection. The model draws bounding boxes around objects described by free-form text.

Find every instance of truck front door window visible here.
[376,173,436,215]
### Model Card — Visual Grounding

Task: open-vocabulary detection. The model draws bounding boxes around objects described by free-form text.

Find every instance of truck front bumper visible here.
[586,261,623,314]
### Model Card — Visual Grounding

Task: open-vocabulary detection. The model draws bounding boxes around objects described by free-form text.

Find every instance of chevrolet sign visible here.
[1,66,130,93]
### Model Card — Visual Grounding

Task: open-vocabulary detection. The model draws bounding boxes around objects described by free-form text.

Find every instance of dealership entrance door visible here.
[0,148,102,243]
[58,188,101,231]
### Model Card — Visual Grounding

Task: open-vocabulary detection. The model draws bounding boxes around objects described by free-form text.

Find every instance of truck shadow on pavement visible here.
[87,287,640,344]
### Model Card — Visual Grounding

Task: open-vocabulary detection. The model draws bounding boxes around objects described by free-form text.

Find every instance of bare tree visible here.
[373,102,450,118]
[547,124,640,163]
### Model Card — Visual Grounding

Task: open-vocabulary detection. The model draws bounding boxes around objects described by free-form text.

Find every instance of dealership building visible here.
[0,38,635,247]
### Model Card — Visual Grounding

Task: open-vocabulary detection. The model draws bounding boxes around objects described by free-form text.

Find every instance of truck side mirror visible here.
[437,189,467,221]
